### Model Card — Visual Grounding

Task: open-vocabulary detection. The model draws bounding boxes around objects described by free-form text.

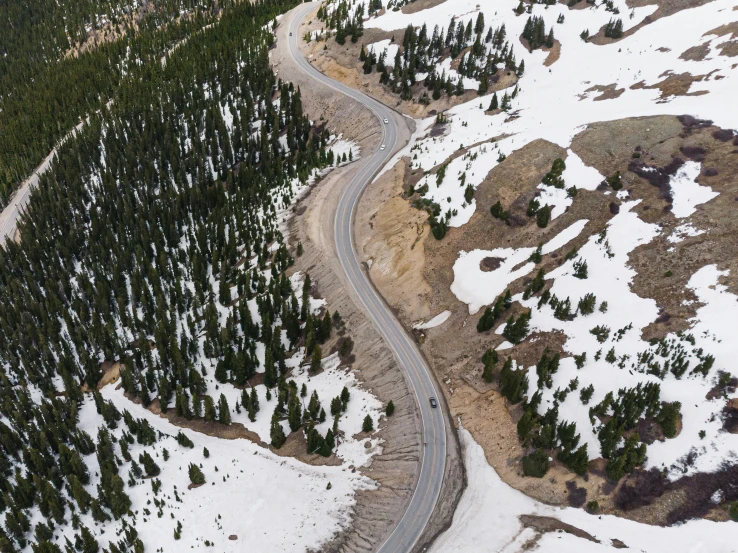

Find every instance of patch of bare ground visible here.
[298,13,517,119]
[98,361,121,389]
[706,21,738,40]
[273,7,464,552]
[358,110,738,527]
[716,40,738,57]
[583,83,625,101]
[630,70,717,99]
[615,463,738,525]
[706,22,738,57]
[573,116,738,343]
[545,40,562,66]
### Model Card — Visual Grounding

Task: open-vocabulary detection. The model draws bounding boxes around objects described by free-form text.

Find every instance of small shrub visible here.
[522,449,550,478]
[188,463,205,485]
[362,415,374,433]
[536,205,551,228]
[176,432,194,449]
[386,401,395,417]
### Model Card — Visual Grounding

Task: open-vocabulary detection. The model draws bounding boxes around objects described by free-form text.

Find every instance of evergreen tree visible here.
[270,413,287,449]
[310,346,322,373]
[288,393,302,432]
[204,396,216,423]
[489,92,499,111]
[248,388,260,422]
[536,205,552,228]
[362,415,374,433]
[78,525,99,553]
[138,451,161,477]
[188,463,205,485]
[217,394,231,425]
[386,400,395,416]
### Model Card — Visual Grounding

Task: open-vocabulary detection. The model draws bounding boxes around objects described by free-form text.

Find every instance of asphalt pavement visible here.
[287,5,449,552]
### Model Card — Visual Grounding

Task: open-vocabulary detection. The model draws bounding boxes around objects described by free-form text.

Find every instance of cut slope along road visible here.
[287,4,449,553]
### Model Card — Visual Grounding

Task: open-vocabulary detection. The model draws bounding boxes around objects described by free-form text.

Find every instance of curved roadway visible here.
[288,4,448,553]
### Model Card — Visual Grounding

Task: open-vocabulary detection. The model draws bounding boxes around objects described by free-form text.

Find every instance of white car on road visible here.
[384,118,389,124]
[380,145,386,150]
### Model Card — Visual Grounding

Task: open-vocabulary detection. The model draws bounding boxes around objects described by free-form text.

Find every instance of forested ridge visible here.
[0,0,359,550]
[0,0,242,206]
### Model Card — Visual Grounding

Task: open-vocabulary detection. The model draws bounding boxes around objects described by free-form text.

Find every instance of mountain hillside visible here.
[301,0,738,545]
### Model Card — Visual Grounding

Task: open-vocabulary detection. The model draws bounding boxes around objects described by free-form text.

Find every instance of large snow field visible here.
[64,387,376,553]
[430,427,737,553]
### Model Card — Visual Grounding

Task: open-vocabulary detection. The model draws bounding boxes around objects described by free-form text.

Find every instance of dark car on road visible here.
[429,397,437,408]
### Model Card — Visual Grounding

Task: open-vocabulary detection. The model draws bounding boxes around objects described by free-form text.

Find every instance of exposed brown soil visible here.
[584,83,626,101]
[679,43,710,61]
[630,71,716,99]
[544,39,562,66]
[357,158,433,324]
[705,21,738,40]
[676,21,738,62]
[715,40,738,57]
[480,257,504,271]
[97,361,121,389]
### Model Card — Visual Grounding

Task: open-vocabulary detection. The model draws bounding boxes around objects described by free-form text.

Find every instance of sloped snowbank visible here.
[430,427,737,553]
[70,387,377,552]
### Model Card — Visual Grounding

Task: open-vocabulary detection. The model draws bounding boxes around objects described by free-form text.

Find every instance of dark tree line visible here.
[0,0,351,550]
[0,0,250,207]
[358,14,521,102]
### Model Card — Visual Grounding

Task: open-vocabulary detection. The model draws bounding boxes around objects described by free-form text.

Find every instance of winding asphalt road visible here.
[288,4,448,552]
